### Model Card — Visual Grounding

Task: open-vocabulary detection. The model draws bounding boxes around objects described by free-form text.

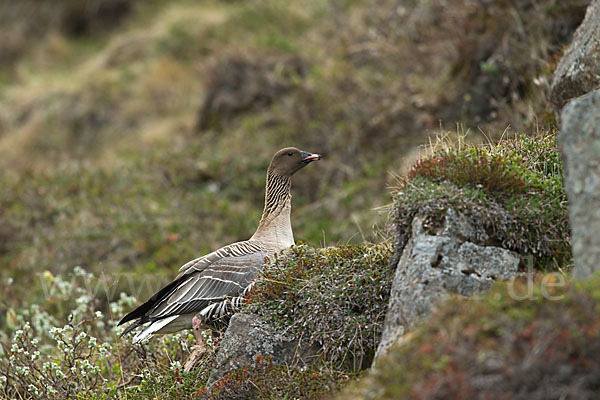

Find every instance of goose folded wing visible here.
[176,239,267,276]
[147,250,267,320]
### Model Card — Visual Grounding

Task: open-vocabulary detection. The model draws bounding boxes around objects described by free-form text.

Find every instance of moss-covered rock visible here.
[246,244,393,370]
[207,313,315,385]
[343,274,600,399]
[392,132,570,271]
[376,210,521,358]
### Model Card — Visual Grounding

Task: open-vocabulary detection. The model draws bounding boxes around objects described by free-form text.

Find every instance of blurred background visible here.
[0,0,588,310]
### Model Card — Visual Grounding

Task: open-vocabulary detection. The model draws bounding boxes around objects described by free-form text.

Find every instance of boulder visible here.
[207,313,313,386]
[551,0,600,113]
[375,210,520,359]
[558,90,600,279]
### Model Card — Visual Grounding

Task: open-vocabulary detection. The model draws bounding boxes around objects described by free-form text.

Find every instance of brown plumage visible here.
[118,147,320,342]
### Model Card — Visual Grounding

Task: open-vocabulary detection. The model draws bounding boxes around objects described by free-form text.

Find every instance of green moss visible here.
[406,148,527,199]
[246,243,392,370]
[393,132,570,270]
[343,274,600,399]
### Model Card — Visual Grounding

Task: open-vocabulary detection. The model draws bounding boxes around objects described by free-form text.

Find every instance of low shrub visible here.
[209,355,352,400]
[0,267,213,400]
[343,274,600,399]
[247,243,393,370]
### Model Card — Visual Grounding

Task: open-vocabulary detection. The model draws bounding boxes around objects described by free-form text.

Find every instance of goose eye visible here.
[287,151,293,156]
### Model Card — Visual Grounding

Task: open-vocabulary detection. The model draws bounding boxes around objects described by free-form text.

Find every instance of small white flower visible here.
[98,342,111,356]
[170,360,182,372]
[49,327,60,339]
[95,311,103,319]
[12,329,23,341]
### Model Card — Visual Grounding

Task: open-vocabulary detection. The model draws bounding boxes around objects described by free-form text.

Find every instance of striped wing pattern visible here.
[177,240,266,276]
[119,239,267,334]
[149,249,266,321]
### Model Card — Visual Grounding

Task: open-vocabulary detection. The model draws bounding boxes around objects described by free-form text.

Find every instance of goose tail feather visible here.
[132,315,179,344]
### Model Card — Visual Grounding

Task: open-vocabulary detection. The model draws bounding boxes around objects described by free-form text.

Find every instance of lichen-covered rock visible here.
[438,207,489,244]
[559,90,600,279]
[551,0,600,113]
[207,313,313,386]
[375,210,520,359]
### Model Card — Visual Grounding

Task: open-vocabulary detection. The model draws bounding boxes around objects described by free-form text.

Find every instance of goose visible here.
[118,147,321,343]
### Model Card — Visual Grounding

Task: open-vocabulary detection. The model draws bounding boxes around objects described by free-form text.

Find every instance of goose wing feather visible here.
[148,249,266,319]
[118,239,267,328]
[177,239,267,276]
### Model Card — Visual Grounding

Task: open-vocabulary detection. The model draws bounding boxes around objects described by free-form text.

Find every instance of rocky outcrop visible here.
[207,313,314,386]
[375,209,520,359]
[551,0,600,113]
[558,90,600,279]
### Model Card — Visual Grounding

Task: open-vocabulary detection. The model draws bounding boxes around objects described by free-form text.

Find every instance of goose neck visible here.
[251,172,294,253]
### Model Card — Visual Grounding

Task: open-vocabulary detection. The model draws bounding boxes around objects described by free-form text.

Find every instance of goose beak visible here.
[300,151,321,163]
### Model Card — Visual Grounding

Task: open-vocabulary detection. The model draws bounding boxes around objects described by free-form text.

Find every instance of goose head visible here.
[269,147,321,177]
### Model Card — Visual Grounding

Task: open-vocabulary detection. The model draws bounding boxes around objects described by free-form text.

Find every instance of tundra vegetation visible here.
[0,0,591,398]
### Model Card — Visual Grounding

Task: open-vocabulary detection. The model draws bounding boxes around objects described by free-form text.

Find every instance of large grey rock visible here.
[551,0,600,113]
[559,90,600,279]
[438,207,489,244]
[207,313,313,386]
[375,211,520,359]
